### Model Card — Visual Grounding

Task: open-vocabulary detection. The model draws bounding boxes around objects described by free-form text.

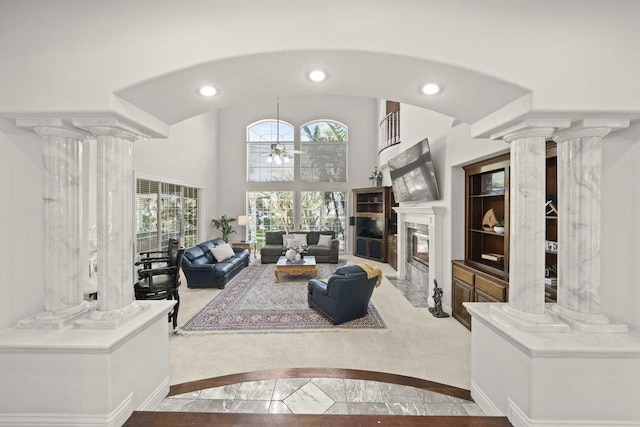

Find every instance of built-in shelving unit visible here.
[352,186,397,262]
[452,146,559,329]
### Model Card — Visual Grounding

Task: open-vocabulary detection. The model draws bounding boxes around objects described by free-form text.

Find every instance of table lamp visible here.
[238,215,250,242]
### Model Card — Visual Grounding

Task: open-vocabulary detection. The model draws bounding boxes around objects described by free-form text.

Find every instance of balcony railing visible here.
[379,110,400,151]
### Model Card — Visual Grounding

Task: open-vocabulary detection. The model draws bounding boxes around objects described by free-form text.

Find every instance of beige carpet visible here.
[169,254,472,390]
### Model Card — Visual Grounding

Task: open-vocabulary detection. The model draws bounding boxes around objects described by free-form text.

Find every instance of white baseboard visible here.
[470,380,502,416]
[0,393,132,426]
[508,398,639,427]
[137,375,170,411]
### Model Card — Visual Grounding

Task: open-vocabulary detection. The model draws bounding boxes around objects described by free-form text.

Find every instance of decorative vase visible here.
[295,253,301,262]
[285,248,297,261]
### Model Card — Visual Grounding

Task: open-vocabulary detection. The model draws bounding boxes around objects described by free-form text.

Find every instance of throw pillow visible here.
[283,234,296,247]
[294,233,308,246]
[317,234,332,247]
[211,243,235,262]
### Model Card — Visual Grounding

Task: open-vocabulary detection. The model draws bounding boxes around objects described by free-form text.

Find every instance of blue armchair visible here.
[307,265,377,325]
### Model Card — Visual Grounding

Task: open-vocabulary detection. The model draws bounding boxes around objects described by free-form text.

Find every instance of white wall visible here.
[216,95,379,243]
[133,110,219,242]
[0,119,45,328]
[601,126,640,329]
[2,1,640,117]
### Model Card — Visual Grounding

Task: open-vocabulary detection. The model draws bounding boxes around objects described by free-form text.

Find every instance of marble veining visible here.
[158,378,486,416]
[96,134,135,312]
[43,134,85,312]
[556,136,602,315]
[507,136,547,315]
[283,382,334,414]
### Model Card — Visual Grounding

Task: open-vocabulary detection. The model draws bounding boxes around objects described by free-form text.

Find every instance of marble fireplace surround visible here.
[393,206,446,311]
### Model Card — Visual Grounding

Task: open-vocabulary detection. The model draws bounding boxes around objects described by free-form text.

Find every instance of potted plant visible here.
[211,214,237,242]
[369,166,382,187]
[493,220,505,235]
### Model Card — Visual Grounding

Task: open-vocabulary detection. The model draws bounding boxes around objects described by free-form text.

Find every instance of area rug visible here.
[176,261,387,334]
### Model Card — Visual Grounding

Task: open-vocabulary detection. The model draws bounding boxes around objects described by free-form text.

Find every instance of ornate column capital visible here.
[491,119,571,143]
[552,119,630,143]
[16,118,90,141]
[72,118,149,142]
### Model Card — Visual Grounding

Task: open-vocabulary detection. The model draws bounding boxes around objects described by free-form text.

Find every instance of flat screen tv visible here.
[387,138,440,203]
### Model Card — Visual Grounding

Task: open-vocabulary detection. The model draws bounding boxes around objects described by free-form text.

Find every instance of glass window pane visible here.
[300,191,347,251]
[183,186,198,248]
[300,142,347,182]
[247,191,294,250]
[300,120,348,142]
[247,143,294,182]
[247,120,294,142]
[136,179,159,253]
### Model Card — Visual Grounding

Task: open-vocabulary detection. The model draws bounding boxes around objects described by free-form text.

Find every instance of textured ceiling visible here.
[115,50,529,126]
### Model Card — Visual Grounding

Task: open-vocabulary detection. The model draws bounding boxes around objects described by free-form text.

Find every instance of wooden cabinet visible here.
[452,261,508,330]
[545,143,559,302]
[352,187,397,263]
[453,147,557,328]
[463,154,510,277]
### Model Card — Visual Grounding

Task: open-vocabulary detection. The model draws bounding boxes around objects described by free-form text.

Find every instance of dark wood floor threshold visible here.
[168,367,473,401]
[126,368,512,426]
[126,412,513,426]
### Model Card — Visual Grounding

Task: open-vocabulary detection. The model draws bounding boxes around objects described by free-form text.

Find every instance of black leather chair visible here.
[134,244,184,329]
[135,238,180,274]
[307,265,378,325]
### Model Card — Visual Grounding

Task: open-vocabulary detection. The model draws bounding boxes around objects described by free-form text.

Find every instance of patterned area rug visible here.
[177,261,387,334]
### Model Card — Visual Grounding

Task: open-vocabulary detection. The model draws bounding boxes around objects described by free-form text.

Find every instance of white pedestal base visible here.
[17,301,93,329]
[490,304,570,333]
[0,301,174,426]
[466,303,640,427]
[551,304,629,333]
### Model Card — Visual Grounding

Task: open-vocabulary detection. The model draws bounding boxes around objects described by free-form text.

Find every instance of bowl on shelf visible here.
[493,225,505,235]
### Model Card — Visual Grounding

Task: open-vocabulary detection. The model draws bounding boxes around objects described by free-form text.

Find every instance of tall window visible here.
[247,191,294,249]
[300,191,347,250]
[246,118,349,251]
[247,120,294,182]
[135,179,199,253]
[300,120,348,182]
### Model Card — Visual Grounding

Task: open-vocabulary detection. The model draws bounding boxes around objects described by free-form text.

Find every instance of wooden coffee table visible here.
[274,256,317,283]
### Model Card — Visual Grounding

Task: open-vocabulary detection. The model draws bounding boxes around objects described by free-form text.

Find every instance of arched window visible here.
[247,119,295,182]
[299,120,348,182]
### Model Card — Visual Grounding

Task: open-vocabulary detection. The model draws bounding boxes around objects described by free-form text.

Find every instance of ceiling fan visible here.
[262,97,304,164]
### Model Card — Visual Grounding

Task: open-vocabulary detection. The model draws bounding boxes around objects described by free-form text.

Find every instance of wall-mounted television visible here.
[387,138,440,203]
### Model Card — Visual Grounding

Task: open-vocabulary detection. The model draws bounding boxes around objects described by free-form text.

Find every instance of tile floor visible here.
[386,275,430,308]
[155,378,486,416]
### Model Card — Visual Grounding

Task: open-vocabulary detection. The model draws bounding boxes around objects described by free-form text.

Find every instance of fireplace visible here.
[393,206,445,311]
[412,231,429,267]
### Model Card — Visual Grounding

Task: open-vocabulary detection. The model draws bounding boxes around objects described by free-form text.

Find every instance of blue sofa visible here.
[307,265,377,325]
[181,238,250,288]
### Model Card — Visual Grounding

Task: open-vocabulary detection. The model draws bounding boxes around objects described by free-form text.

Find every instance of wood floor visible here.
[126,368,512,426]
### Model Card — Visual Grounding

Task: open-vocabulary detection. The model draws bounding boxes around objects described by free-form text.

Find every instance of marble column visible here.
[552,120,629,332]
[15,121,91,328]
[490,120,570,331]
[73,119,146,328]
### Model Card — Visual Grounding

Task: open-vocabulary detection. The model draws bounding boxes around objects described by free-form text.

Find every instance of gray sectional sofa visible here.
[260,231,339,264]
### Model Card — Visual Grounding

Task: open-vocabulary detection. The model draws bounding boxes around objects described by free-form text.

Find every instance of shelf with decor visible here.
[464,154,510,278]
[352,186,397,262]
[452,145,560,329]
[544,143,558,302]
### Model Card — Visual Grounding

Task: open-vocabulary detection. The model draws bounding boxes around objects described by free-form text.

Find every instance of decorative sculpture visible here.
[428,280,450,318]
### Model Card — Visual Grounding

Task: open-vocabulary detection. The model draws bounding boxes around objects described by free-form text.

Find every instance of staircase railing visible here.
[379,110,400,151]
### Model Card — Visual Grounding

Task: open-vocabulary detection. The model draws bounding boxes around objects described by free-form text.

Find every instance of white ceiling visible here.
[115,50,530,126]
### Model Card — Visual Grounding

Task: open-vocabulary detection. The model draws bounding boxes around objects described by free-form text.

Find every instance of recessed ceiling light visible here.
[199,86,217,97]
[421,83,441,95]
[308,70,326,82]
